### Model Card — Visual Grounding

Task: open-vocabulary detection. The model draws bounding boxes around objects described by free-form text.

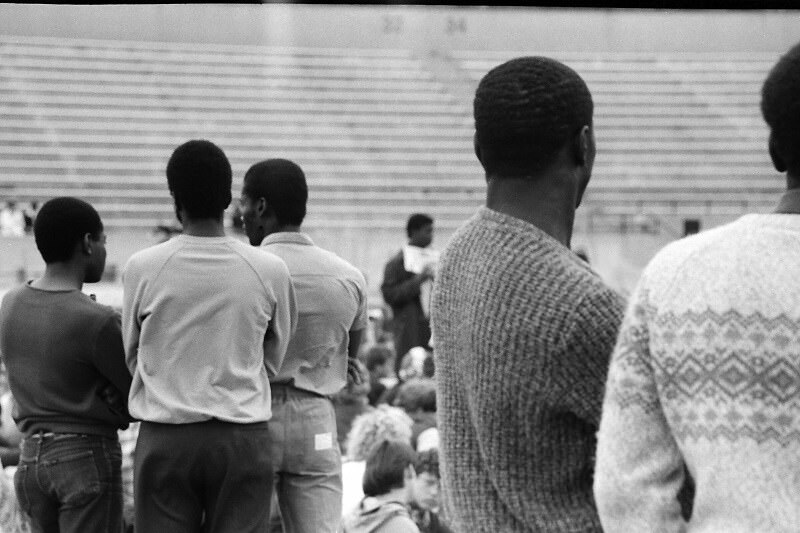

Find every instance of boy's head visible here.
[365,345,393,379]
[362,439,417,498]
[33,197,107,283]
[166,140,232,222]
[395,378,436,414]
[409,448,441,511]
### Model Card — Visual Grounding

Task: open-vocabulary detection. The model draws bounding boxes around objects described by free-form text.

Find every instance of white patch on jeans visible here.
[314,432,333,451]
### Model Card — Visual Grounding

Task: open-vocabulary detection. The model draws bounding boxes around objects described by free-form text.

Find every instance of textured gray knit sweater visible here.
[431,207,624,532]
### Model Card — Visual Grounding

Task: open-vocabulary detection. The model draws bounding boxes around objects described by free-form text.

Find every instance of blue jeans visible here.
[269,385,342,533]
[14,433,123,533]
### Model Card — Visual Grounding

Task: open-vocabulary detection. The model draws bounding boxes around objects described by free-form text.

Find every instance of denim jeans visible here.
[269,385,342,533]
[14,433,123,533]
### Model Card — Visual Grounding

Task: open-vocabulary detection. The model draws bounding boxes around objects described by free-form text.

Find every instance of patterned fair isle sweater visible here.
[595,212,800,533]
[431,207,624,533]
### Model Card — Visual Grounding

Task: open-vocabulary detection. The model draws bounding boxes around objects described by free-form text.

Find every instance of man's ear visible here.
[769,133,787,173]
[256,197,268,218]
[573,125,594,167]
[81,233,93,256]
[474,133,484,166]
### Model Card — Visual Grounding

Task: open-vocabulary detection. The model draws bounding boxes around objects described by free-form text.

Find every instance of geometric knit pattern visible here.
[432,207,624,533]
[614,305,800,446]
[595,212,800,533]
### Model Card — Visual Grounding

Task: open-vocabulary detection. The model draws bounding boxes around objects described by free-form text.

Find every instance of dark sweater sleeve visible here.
[381,253,423,307]
[93,312,133,412]
[555,286,625,428]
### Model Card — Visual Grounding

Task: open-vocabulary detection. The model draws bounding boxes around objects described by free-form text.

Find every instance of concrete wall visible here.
[1,4,799,55]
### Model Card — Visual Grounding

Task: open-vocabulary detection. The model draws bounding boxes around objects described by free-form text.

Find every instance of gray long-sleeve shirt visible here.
[122,234,297,424]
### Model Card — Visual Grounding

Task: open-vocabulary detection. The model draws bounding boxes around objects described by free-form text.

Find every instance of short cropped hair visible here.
[243,159,308,226]
[474,56,593,177]
[166,140,232,219]
[762,42,800,173]
[406,213,433,238]
[414,448,440,479]
[362,440,417,497]
[365,345,393,372]
[34,197,103,264]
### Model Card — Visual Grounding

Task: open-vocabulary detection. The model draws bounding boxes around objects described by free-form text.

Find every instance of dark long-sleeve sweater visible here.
[381,251,430,367]
[430,207,624,533]
[0,283,132,437]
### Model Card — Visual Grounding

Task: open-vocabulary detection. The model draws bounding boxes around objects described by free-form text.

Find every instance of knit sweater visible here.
[431,207,624,533]
[595,212,800,532]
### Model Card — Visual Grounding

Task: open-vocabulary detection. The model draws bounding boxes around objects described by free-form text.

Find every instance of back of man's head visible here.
[762,41,800,177]
[406,213,433,238]
[474,56,593,177]
[34,197,103,264]
[166,140,232,220]
[362,439,417,497]
[243,159,308,226]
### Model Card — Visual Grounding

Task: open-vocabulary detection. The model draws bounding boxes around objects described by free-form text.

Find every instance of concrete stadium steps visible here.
[0,34,786,230]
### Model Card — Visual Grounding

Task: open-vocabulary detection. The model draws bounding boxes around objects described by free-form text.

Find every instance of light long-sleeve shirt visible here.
[595,196,800,532]
[122,234,297,424]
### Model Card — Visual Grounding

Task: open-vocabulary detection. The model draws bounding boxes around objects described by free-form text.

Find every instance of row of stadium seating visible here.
[0,34,783,230]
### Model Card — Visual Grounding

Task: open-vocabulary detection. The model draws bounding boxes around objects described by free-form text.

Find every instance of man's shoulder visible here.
[238,242,291,275]
[643,218,743,282]
[312,246,366,284]
[385,249,404,266]
[124,238,180,273]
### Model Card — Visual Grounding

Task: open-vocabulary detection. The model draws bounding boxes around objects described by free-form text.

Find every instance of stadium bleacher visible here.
[0,35,783,234]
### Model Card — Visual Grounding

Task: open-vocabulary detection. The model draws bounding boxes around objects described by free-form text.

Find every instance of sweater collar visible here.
[775,189,800,214]
[260,232,314,247]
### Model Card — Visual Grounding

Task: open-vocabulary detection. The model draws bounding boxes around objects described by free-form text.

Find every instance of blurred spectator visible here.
[365,345,395,407]
[342,440,420,533]
[395,379,437,450]
[408,449,454,533]
[333,359,373,454]
[151,222,181,244]
[0,393,21,467]
[22,201,38,235]
[0,461,30,533]
[342,405,413,517]
[381,214,437,376]
[415,428,439,453]
[0,201,25,237]
[380,347,430,407]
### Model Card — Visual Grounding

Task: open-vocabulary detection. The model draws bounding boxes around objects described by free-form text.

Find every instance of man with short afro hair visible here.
[123,140,297,532]
[474,56,594,177]
[431,57,624,532]
[240,157,368,533]
[594,41,800,531]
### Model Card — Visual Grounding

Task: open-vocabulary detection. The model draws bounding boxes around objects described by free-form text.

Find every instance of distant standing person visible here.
[239,158,368,533]
[0,197,132,532]
[0,201,25,238]
[431,57,624,532]
[381,214,437,376]
[594,41,800,532]
[122,141,297,533]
